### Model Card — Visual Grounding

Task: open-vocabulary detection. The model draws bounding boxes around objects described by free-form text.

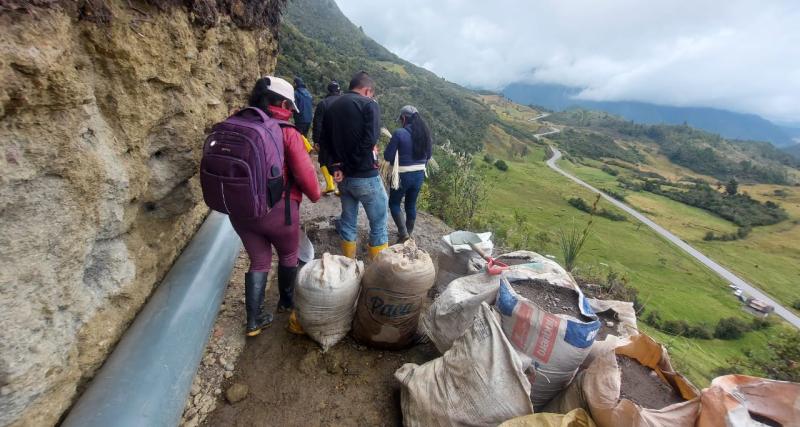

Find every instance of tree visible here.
[714,317,750,340]
[725,178,739,196]
[717,330,800,382]
[494,159,509,171]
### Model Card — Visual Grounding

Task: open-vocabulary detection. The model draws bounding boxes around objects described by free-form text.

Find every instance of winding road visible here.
[535,126,800,329]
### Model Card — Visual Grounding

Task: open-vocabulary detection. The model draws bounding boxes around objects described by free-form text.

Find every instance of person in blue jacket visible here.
[293,76,313,136]
[383,105,433,243]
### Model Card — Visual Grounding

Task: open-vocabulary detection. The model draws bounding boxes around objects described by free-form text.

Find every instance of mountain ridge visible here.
[503,82,794,147]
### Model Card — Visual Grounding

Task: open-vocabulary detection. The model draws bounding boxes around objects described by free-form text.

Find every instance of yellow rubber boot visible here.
[341,240,357,259]
[368,243,388,260]
[287,310,305,335]
[321,165,337,194]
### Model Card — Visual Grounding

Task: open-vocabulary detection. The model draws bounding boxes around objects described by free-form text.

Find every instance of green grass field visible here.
[476,142,794,386]
[560,159,800,313]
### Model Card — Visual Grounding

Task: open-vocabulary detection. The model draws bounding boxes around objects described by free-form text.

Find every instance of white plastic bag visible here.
[497,251,578,288]
[396,303,534,427]
[295,253,364,351]
[433,231,493,292]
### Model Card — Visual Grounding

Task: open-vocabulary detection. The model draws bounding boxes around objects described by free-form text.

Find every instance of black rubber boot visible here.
[277,265,298,313]
[245,271,273,337]
[406,218,416,240]
[392,211,409,243]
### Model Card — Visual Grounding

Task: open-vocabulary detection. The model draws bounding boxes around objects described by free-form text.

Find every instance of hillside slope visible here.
[276,0,493,153]
[504,82,795,147]
[546,108,800,184]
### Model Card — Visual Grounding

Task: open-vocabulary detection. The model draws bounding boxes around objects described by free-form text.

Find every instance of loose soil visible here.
[204,162,452,427]
[594,309,619,340]
[496,255,536,266]
[510,279,592,321]
[617,355,685,409]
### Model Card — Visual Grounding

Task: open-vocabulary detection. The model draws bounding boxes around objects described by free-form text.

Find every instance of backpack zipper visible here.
[221,182,230,214]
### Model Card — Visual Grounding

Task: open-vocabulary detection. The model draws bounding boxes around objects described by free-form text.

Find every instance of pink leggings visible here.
[230,200,300,272]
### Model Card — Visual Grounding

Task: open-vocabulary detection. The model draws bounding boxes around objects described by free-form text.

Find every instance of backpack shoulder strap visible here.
[276,120,295,129]
[235,106,271,123]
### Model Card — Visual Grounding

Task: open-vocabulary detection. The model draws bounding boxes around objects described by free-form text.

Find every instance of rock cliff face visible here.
[0,1,282,425]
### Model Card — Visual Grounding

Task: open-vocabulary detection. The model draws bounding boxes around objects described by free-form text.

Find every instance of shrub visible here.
[714,317,750,340]
[750,317,772,331]
[483,153,495,164]
[662,319,690,336]
[494,159,509,171]
[793,300,800,311]
[686,324,714,339]
[717,330,800,382]
[420,148,487,229]
[643,310,662,327]
[557,195,599,271]
[601,164,619,176]
[568,197,590,211]
[704,231,716,241]
[736,226,752,239]
[569,197,626,221]
[645,182,788,227]
[574,267,640,312]
[603,188,626,201]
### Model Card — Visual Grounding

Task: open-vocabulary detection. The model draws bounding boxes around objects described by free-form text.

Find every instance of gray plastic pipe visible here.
[62,211,241,427]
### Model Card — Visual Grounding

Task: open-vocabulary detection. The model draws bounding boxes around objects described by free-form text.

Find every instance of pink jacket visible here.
[267,105,321,204]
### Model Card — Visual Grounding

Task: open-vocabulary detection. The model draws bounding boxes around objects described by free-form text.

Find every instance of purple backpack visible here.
[200,107,289,221]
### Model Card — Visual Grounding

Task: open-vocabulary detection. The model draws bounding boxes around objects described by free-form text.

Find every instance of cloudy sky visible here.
[336,0,800,124]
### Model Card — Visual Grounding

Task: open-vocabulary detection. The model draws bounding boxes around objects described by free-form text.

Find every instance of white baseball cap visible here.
[263,76,299,112]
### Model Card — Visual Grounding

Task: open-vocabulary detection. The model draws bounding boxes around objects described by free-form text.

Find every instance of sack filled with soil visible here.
[433,231,493,292]
[295,253,364,351]
[495,277,601,408]
[544,334,700,427]
[697,374,800,427]
[496,251,577,289]
[421,266,565,354]
[395,303,534,426]
[588,298,638,341]
[352,240,436,349]
[582,298,639,369]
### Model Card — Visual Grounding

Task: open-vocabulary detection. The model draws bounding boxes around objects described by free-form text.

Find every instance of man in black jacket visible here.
[320,71,388,259]
[312,80,342,195]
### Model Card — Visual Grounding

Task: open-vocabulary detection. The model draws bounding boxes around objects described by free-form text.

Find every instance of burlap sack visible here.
[582,298,638,369]
[544,334,700,427]
[352,240,435,349]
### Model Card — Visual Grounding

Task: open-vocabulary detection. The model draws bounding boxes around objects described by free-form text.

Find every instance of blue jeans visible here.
[389,171,424,223]
[338,176,388,247]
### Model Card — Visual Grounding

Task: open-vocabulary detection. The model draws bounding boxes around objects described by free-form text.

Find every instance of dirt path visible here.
[204,169,452,426]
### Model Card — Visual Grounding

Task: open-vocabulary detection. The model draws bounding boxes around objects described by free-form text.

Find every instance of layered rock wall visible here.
[0,1,282,425]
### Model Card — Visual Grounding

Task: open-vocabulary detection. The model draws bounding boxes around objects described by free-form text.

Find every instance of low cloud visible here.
[336,0,800,123]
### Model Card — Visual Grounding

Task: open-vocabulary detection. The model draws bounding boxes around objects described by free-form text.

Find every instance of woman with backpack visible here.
[383,105,433,243]
[233,77,321,337]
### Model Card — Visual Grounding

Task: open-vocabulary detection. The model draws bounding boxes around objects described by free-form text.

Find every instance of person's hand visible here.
[333,170,344,183]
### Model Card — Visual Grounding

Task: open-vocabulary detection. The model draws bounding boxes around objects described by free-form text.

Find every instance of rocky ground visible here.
[180,169,453,427]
